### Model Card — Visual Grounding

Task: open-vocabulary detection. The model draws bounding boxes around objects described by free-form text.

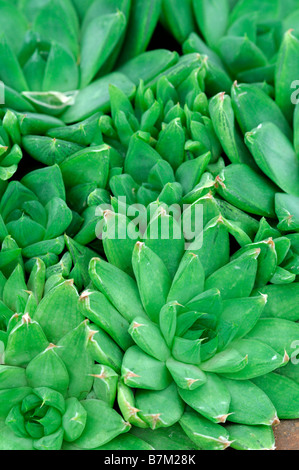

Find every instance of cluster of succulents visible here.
[0,0,299,451]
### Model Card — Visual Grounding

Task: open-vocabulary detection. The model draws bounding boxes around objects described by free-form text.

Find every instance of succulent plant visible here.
[0,316,133,450]
[78,197,299,450]
[106,68,220,203]
[0,165,73,268]
[0,257,135,450]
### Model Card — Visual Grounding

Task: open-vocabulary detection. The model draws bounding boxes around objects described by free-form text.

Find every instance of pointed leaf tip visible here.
[217,413,234,424]
[283,350,290,363]
[22,313,32,324]
[272,416,280,426]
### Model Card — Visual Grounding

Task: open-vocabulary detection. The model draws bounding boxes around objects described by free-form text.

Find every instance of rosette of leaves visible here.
[81,199,299,450]
[108,74,219,193]
[0,164,75,273]
[0,292,132,450]
[0,254,173,451]
[0,0,164,118]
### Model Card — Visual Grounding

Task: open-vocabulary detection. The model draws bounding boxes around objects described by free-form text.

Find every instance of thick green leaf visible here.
[179,373,231,423]
[80,12,126,87]
[73,400,130,449]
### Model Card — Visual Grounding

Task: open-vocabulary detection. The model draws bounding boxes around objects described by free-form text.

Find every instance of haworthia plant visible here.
[85,227,299,450]
[0,259,132,450]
